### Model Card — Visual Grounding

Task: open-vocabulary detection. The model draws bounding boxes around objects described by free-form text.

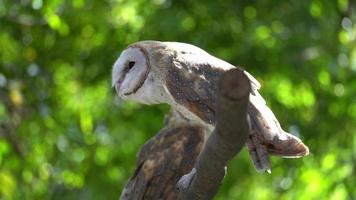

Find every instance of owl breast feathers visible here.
[112,41,309,173]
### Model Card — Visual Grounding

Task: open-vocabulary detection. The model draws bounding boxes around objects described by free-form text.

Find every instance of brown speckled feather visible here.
[120,112,204,200]
[166,60,224,125]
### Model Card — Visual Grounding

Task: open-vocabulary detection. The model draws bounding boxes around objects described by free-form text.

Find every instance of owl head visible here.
[112,41,172,105]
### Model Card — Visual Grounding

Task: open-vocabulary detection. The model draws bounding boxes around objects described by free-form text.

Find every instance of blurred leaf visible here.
[0,0,355,199]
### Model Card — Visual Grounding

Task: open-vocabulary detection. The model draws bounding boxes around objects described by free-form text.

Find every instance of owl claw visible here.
[246,134,271,173]
[176,168,196,191]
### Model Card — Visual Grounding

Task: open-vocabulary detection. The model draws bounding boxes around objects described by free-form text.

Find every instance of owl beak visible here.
[114,83,120,94]
[114,80,123,95]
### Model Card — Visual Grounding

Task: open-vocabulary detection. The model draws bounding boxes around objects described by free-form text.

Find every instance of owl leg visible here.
[245,132,271,173]
[248,94,309,158]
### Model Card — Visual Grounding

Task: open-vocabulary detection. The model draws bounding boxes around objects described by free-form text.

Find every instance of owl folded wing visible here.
[165,59,224,125]
[164,57,308,159]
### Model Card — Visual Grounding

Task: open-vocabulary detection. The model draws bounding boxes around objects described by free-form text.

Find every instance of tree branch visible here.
[176,68,251,199]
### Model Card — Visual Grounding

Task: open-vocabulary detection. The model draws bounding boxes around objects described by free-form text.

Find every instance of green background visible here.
[0,0,355,199]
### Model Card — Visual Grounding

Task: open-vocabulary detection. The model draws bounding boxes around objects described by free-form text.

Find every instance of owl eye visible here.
[128,61,135,70]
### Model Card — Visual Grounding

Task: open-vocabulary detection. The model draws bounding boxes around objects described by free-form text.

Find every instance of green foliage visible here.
[0,0,355,199]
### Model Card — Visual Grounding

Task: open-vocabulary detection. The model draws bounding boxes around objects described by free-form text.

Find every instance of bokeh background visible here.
[0,0,355,199]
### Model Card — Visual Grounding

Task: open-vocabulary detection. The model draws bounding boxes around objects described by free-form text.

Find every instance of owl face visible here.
[112,47,150,97]
[112,43,170,105]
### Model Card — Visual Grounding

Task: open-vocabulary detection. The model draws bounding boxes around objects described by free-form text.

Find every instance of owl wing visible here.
[120,110,204,199]
[164,53,308,159]
[164,53,257,125]
[165,60,224,125]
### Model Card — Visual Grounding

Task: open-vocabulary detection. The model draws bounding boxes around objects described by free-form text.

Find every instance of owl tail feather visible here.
[246,92,309,172]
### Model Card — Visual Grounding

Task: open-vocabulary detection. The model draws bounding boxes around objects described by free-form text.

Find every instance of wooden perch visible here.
[120,69,250,199]
[176,69,251,199]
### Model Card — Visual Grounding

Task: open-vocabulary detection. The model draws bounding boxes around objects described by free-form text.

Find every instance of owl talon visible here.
[266,168,272,174]
[246,134,271,173]
[176,168,197,191]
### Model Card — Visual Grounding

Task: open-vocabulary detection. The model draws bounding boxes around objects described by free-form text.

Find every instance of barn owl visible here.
[112,41,309,173]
